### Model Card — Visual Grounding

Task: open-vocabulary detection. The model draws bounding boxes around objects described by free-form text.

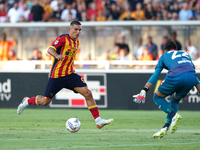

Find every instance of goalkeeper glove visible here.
[133,87,149,104]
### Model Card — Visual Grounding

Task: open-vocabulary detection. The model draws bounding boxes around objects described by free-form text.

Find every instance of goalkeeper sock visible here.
[169,110,176,118]
[163,123,170,128]
[88,105,100,119]
[166,94,180,124]
[170,94,179,112]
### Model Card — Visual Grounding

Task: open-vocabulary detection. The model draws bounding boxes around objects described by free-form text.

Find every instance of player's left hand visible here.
[56,54,64,60]
[133,89,146,104]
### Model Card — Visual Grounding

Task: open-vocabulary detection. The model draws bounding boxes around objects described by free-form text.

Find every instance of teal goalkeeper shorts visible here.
[158,72,199,99]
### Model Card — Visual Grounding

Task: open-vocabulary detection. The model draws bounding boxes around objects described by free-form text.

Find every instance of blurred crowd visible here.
[106,31,199,68]
[1,0,200,69]
[0,0,200,23]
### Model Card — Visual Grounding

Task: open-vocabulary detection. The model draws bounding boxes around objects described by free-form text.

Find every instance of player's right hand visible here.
[133,89,146,104]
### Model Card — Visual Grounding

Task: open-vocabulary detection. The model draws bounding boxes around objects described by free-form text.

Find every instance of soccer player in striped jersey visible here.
[17,21,113,129]
[133,41,200,139]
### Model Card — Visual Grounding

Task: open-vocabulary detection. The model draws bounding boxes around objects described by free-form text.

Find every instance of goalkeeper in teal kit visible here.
[133,41,200,139]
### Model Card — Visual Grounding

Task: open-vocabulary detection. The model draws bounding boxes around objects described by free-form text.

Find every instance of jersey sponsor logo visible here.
[65,51,76,58]
[178,59,192,64]
[49,74,107,108]
[0,79,11,101]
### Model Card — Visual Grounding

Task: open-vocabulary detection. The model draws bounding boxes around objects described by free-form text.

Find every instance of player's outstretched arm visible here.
[133,68,162,104]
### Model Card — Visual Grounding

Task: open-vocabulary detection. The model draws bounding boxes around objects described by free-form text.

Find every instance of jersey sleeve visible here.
[146,54,164,84]
[147,67,163,85]
[49,36,64,51]
[155,54,164,69]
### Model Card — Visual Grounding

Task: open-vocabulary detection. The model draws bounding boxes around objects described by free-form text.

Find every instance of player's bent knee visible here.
[83,89,92,99]
[173,94,181,101]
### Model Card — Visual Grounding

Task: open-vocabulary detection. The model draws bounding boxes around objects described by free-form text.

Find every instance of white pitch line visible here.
[20,142,200,150]
[0,138,199,141]
[80,129,200,133]
[1,129,200,134]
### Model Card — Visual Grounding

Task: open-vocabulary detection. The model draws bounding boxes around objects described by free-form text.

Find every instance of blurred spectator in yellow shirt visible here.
[139,47,153,61]
[132,3,145,20]
[96,11,106,21]
[41,0,53,21]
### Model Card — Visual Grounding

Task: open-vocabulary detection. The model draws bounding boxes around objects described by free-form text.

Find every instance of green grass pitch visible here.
[0,109,200,150]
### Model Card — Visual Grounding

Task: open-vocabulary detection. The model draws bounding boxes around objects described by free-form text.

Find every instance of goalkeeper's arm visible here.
[141,67,163,92]
[133,67,162,104]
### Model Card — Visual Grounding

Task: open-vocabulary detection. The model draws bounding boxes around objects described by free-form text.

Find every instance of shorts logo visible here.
[49,74,107,108]
[50,93,54,97]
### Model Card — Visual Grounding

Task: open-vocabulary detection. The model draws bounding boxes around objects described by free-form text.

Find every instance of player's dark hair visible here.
[164,41,177,51]
[70,21,81,26]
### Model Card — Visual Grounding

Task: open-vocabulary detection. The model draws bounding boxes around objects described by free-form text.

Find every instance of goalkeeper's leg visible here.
[153,93,181,138]
[162,94,180,129]
[153,93,176,117]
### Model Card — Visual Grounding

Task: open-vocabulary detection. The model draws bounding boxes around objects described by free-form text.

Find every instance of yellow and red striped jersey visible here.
[49,34,80,78]
[0,41,15,61]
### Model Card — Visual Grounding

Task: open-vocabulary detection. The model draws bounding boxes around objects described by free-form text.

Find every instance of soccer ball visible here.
[66,118,81,133]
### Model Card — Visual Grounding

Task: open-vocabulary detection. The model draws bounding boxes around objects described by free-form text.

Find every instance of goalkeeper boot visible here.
[17,97,29,115]
[96,118,114,129]
[170,113,182,133]
[153,127,168,139]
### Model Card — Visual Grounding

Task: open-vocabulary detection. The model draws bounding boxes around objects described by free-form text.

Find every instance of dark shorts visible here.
[44,73,87,99]
[158,72,199,99]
